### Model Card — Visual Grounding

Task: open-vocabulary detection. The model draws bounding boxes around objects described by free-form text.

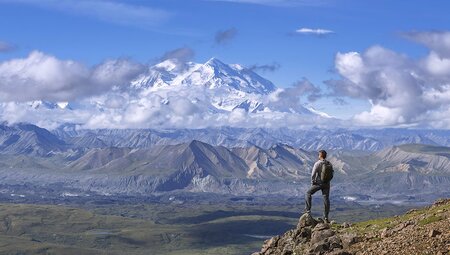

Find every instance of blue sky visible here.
[1,0,450,128]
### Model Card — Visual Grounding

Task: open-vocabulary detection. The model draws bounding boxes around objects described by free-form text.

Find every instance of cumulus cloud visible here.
[326,34,450,127]
[0,51,144,102]
[248,62,281,73]
[267,78,322,113]
[0,0,171,28]
[214,28,238,45]
[0,41,15,52]
[404,31,450,58]
[296,28,334,36]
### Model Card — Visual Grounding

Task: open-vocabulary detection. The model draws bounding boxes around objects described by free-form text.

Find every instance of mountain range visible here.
[0,123,448,201]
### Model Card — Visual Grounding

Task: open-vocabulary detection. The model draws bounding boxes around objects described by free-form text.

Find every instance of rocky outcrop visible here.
[252,213,356,255]
[253,198,450,255]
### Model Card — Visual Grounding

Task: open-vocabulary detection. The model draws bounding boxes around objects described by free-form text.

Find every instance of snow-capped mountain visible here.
[27,101,73,110]
[132,58,276,94]
[2,57,326,129]
[130,57,283,113]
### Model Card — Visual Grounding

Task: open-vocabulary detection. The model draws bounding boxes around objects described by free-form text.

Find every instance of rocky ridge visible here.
[252,198,450,255]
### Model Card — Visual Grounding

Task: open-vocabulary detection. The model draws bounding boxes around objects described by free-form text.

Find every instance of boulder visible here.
[297,226,312,241]
[311,229,335,244]
[340,233,360,248]
[298,213,319,228]
[327,235,343,250]
[309,241,330,254]
[313,223,330,231]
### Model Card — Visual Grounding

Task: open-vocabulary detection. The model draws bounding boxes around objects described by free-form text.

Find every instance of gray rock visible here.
[311,229,335,244]
[340,233,360,248]
[327,235,343,250]
[298,213,319,228]
[313,223,330,231]
[342,222,351,228]
[261,236,279,253]
[297,226,312,240]
[309,241,330,254]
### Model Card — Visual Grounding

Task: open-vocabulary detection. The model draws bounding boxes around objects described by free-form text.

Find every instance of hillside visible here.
[252,198,450,255]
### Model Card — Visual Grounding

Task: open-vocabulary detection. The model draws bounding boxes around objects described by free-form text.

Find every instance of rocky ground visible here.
[252,198,450,255]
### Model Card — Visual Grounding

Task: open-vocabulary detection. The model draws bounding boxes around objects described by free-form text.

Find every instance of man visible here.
[305,150,333,223]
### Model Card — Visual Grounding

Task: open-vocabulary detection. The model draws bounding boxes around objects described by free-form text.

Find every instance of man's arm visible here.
[311,161,320,184]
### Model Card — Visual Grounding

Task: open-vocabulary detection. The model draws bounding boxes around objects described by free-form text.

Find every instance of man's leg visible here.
[305,185,321,213]
[321,185,330,220]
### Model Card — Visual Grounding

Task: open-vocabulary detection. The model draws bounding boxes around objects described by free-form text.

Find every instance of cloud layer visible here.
[327,31,450,128]
[0,51,144,102]
[2,31,450,130]
[0,49,334,129]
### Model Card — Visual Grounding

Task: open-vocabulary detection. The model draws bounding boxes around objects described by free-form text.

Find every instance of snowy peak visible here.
[184,57,276,94]
[204,57,229,69]
[133,57,277,95]
[153,59,179,72]
[28,101,73,110]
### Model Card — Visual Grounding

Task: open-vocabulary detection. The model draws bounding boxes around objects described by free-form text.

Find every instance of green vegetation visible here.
[0,200,418,255]
[350,200,449,234]
[418,215,443,226]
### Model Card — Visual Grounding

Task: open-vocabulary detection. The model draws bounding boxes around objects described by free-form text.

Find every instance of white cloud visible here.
[404,31,450,58]
[422,51,450,77]
[0,0,171,28]
[0,51,144,102]
[328,36,450,127]
[296,28,334,36]
[267,78,322,113]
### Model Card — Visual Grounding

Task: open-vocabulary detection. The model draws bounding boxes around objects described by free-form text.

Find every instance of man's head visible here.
[318,150,327,160]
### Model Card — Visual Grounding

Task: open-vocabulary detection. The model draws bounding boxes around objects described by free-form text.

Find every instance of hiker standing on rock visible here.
[305,150,334,223]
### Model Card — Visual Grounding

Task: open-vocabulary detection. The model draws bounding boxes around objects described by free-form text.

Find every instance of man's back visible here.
[311,159,331,185]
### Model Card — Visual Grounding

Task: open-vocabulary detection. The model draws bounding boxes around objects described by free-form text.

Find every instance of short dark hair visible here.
[319,150,327,159]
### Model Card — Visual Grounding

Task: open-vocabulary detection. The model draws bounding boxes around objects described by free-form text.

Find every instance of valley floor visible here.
[0,194,420,255]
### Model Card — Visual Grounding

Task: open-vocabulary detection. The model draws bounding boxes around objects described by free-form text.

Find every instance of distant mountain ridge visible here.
[0,123,449,201]
[52,124,450,152]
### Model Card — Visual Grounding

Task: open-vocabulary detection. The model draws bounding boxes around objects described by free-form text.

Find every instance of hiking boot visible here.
[324,218,330,224]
